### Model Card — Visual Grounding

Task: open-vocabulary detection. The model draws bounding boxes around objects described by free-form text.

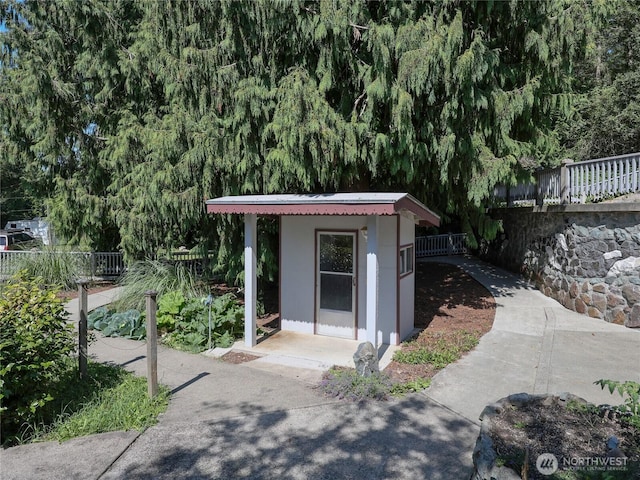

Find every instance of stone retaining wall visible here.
[481,204,640,328]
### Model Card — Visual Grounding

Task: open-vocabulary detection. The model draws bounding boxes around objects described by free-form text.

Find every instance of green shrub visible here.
[156,290,186,332]
[595,379,640,429]
[163,292,244,352]
[0,273,75,444]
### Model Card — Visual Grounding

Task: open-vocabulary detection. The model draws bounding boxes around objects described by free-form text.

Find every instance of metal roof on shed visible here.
[205,193,440,226]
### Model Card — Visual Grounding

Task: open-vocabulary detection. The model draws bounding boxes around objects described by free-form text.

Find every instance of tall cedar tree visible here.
[1,0,601,282]
[560,0,640,160]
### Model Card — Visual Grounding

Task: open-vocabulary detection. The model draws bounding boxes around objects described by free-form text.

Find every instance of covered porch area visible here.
[205,193,439,359]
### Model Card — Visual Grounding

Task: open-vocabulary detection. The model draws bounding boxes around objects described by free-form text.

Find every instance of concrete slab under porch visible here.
[211,330,401,375]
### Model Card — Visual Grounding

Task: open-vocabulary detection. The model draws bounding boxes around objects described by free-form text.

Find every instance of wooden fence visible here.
[416,233,467,257]
[494,152,640,205]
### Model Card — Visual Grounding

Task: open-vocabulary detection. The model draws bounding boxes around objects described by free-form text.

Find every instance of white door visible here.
[316,232,356,338]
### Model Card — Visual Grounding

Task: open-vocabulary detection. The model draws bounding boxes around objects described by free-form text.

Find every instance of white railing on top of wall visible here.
[416,233,467,257]
[493,151,640,205]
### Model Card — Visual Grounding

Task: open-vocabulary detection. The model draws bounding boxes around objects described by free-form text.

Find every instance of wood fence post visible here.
[145,290,158,398]
[77,280,88,379]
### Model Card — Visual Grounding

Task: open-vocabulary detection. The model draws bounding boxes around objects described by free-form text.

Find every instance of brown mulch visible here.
[221,351,262,364]
[384,261,496,384]
[489,399,640,479]
[56,282,117,302]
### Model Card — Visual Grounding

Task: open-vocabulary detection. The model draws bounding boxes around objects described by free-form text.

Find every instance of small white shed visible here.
[206,193,439,348]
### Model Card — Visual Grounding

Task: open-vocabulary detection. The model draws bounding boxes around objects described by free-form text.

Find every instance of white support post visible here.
[560,159,573,204]
[366,215,379,348]
[244,213,257,347]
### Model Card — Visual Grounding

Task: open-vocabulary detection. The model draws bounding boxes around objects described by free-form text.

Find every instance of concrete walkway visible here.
[421,257,640,424]
[2,257,639,480]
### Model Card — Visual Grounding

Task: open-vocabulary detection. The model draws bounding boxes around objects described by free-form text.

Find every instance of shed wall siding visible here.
[399,214,416,341]
[281,215,398,343]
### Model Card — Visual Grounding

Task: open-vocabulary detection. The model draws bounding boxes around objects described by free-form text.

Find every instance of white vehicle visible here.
[4,218,53,245]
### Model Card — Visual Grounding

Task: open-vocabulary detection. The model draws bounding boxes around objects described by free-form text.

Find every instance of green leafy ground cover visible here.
[89,291,244,352]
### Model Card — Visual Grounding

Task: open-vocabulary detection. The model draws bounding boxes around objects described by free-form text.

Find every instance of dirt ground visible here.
[384,261,496,383]
[490,398,640,479]
[56,282,117,301]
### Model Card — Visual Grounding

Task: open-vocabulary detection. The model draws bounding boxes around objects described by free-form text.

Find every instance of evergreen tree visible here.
[560,0,640,160]
[1,0,599,278]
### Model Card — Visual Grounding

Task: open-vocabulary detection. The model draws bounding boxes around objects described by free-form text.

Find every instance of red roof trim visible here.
[206,193,440,227]
[207,203,398,216]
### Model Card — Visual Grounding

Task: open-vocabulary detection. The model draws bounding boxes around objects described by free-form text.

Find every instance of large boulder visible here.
[607,256,640,278]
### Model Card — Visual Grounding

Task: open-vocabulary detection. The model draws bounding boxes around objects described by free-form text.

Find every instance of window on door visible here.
[318,233,354,311]
[316,232,356,338]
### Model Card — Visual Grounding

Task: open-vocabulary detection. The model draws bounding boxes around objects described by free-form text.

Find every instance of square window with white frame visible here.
[399,244,414,276]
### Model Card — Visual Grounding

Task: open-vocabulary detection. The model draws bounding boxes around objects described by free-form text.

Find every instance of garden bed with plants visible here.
[383,261,496,385]
[478,387,640,479]
[86,260,248,353]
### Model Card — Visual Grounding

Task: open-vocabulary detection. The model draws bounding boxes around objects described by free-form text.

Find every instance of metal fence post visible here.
[77,280,89,379]
[145,290,158,398]
[534,171,543,206]
[90,252,97,278]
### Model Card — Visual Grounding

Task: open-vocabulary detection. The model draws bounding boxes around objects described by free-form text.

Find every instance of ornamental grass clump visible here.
[114,259,204,311]
[11,248,85,290]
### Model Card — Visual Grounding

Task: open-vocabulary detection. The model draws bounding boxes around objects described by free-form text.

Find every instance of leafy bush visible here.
[156,290,186,332]
[319,368,393,401]
[595,379,640,429]
[163,292,244,352]
[0,273,75,444]
[87,307,145,340]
